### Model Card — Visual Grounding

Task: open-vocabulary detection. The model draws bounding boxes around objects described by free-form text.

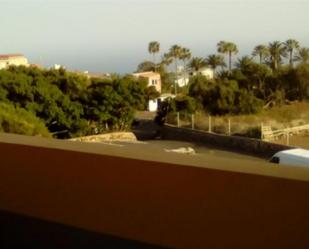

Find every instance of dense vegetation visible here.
[145,39,309,122]
[0,66,152,138]
[1,39,308,138]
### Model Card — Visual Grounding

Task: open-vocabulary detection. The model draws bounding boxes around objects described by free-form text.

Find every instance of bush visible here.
[234,89,264,114]
[0,102,51,137]
[243,126,261,139]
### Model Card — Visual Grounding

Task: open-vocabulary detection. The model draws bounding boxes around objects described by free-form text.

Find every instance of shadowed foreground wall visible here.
[0,133,309,249]
[0,210,165,249]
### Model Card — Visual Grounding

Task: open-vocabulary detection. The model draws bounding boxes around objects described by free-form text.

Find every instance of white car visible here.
[270,148,309,167]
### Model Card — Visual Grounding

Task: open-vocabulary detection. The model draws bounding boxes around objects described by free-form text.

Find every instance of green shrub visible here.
[0,102,51,137]
[243,126,261,139]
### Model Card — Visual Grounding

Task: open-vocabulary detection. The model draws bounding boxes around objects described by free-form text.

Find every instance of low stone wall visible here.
[161,125,292,158]
[69,132,137,143]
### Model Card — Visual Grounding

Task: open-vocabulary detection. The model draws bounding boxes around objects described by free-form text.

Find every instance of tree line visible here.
[0,66,155,137]
[146,39,308,73]
[142,39,309,120]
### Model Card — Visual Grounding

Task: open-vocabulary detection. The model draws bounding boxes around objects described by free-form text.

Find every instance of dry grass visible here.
[169,102,309,138]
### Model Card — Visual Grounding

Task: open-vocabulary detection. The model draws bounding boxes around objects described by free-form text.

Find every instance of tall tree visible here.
[161,53,173,67]
[169,45,183,94]
[217,41,238,72]
[268,41,286,71]
[148,41,160,71]
[235,56,254,71]
[136,61,155,72]
[159,53,174,93]
[284,39,300,67]
[252,45,269,64]
[188,57,207,73]
[179,47,191,86]
[205,54,226,72]
[179,47,192,72]
[294,47,309,65]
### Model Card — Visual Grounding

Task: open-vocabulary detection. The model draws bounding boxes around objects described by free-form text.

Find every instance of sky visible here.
[1,0,309,73]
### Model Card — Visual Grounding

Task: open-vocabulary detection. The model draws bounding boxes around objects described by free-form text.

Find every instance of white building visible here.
[53,64,65,70]
[133,71,162,112]
[0,54,29,70]
[195,67,214,79]
[148,93,176,112]
[176,67,214,87]
[175,75,190,87]
[158,93,176,102]
[148,99,159,112]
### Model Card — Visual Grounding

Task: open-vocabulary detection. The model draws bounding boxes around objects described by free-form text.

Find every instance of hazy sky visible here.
[1,0,309,73]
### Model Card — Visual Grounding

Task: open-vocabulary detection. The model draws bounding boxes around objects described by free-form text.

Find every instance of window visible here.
[269,156,280,164]
[152,79,157,85]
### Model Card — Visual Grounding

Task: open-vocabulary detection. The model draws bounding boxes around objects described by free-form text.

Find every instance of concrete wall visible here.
[69,132,137,142]
[161,125,292,158]
[1,133,309,249]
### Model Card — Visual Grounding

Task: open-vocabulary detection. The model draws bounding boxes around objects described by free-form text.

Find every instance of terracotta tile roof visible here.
[0,54,25,60]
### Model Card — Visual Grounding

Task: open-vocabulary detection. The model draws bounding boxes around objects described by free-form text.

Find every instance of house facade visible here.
[0,54,29,70]
[133,71,162,93]
[133,71,162,112]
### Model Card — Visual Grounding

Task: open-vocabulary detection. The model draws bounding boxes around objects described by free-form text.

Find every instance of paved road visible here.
[113,139,268,170]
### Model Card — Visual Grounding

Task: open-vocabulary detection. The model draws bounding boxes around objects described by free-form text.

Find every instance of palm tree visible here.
[284,39,300,67]
[161,53,172,66]
[252,45,269,64]
[205,54,226,72]
[179,47,191,72]
[148,41,160,71]
[188,57,207,73]
[235,56,254,72]
[268,41,286,71]
[169,45,183,94]
[169,44,182,69]
[294,47,309,65]
[178,47,191,87]
[217,41,238,72]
